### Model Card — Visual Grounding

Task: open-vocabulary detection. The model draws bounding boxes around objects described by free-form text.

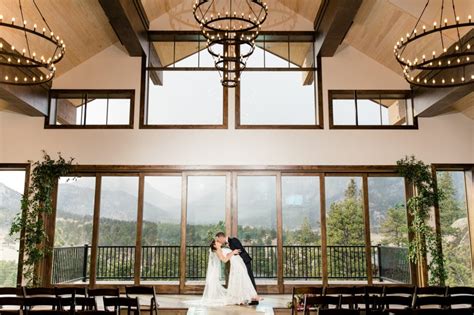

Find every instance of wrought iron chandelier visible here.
[193,0,268,87]
[394,0,473,88]
[0,0,65,86]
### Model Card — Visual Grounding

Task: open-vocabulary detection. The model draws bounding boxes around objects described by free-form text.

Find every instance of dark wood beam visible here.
[313,0,362,57]
[0,80,49,116]
[414,84,473,117]
[99,0,163,85]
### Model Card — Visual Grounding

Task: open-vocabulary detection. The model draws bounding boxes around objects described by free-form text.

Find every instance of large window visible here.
[47,166,430,290]
[237,43,320,128]
[368,176,409,284]
[0,169,26,287]
[144,38,226,128]
[97,176,139,283]
[141,176,182,282]
[329,90,416,129]
[185,175,227,282]
[437,171,472,286]
[237,175,277,281]
[282,176,321,282]
[53,177,95,284]
[144,32,320,129]
[47,90,134,128]
[325,176,366,283]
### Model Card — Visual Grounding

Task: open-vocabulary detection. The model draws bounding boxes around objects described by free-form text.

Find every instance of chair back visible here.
[75,297,97,311]
[324,286,354,296]
[304,295,340,313]
[24,296,61,311]
[379,295,413,310]
[23,288,55,297]
[383,285,415,297]
[449,295,474,309]
[87,288,119,297]
[291,286,324,314]
[415,286,447,296]
[0,288,24,297]
[125,286,158,315]
[0,296,25,311]
[104,297,140,315]
[414,295,448,309]
[448,286,474,296]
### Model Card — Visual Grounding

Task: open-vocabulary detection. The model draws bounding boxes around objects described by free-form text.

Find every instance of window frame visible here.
[0,163,31,287]
[328,90,418,130]
[45,89,135,129]
[141,31,322,129]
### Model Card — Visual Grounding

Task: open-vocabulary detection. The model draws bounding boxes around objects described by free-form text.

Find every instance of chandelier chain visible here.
[19,0,32,58]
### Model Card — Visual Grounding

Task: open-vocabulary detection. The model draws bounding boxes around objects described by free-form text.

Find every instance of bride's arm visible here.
[216,249,239,263]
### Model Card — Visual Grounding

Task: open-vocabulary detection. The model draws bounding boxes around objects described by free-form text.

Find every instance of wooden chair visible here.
[55,287,87,312]
[24,296,61,313]
[27,311,70,315]
[378,295,413,314]
[0,296,24,314]
[447,295,474,314]
[74,297,97,312]
[415,286,447,296]
[0,288,24,297]
[324,286,355,296]
[303,295,340,315]
[290,287,324,315]
[125,286,158,315]
[76,312,112,315]
[448,287,474,296]
[383,285,415,297]
[23,288,56,298]
[104,297,141,315]
[87,288,120,311]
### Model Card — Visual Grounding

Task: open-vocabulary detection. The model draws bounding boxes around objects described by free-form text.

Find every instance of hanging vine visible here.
[396,155,446,285]
[10,151,74,286]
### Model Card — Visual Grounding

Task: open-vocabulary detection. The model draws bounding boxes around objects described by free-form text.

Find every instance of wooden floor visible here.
[155,295,291,315]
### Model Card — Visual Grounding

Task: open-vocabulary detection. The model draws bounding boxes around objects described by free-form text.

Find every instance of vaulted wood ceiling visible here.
[0,0,117,78]
[0,0,472,118]
[141,0,321,31]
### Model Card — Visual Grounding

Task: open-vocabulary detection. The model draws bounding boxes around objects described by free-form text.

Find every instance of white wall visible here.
[0,43,472,166]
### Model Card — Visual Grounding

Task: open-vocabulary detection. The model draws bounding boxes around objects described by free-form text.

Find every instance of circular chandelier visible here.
[394,0,473,88]
[0,0,65,86]
[193,0,268,87]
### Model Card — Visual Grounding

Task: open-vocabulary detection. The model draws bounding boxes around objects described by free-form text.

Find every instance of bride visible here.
[201,239,260,306]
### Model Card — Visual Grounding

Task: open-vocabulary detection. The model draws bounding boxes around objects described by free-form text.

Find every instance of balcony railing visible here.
[52,245,410,284]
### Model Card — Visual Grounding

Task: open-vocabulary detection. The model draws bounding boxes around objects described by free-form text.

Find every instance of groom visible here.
[215,232,259,305]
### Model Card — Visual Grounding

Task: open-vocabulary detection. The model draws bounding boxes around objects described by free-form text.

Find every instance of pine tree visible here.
[380,205,408,247]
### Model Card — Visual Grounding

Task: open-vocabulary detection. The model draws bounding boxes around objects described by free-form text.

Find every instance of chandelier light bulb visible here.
[11,17,15,24]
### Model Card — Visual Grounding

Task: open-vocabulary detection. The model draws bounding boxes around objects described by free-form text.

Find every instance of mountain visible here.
[57,183,181,223]
[0,182,23,229]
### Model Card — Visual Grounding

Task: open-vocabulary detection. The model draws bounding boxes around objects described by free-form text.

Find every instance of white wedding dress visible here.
[201,248,258,306]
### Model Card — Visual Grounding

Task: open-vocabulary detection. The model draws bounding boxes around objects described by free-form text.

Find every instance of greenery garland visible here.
[396,155,447,285]
[10,151,74,286]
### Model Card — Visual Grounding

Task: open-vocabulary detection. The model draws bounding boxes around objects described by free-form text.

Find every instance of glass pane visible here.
[325,177,366,283]
[332,99,356,125]
[186,176,226,282]
[107,99,130,125]
[368,177,410,284]
[240,71,316,125]
[385,98,408,126]
[437,171,472,286]
[147,64,223,125]
[97,176,138,283]
[282,176,321,282]
[53,177,95,284]
[0,170,25,286]
[85,99,107,125]
[237,176,277,281]
[357,99,382,125]
[141,176,181,282]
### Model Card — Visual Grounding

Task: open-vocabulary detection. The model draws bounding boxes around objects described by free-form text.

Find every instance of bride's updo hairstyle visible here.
[210,239,217,252]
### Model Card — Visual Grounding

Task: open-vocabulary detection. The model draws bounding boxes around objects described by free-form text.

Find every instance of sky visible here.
[0,171,26,194]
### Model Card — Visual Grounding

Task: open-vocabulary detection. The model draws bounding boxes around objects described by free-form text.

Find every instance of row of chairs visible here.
[0,286,158,315]
[291,285,474,315]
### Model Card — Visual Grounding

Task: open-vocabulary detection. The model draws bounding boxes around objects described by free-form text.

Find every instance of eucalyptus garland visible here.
[10,151,74,286]
[396,155,447,285]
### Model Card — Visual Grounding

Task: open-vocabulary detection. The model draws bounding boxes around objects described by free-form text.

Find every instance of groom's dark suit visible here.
[227,237,257,289]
